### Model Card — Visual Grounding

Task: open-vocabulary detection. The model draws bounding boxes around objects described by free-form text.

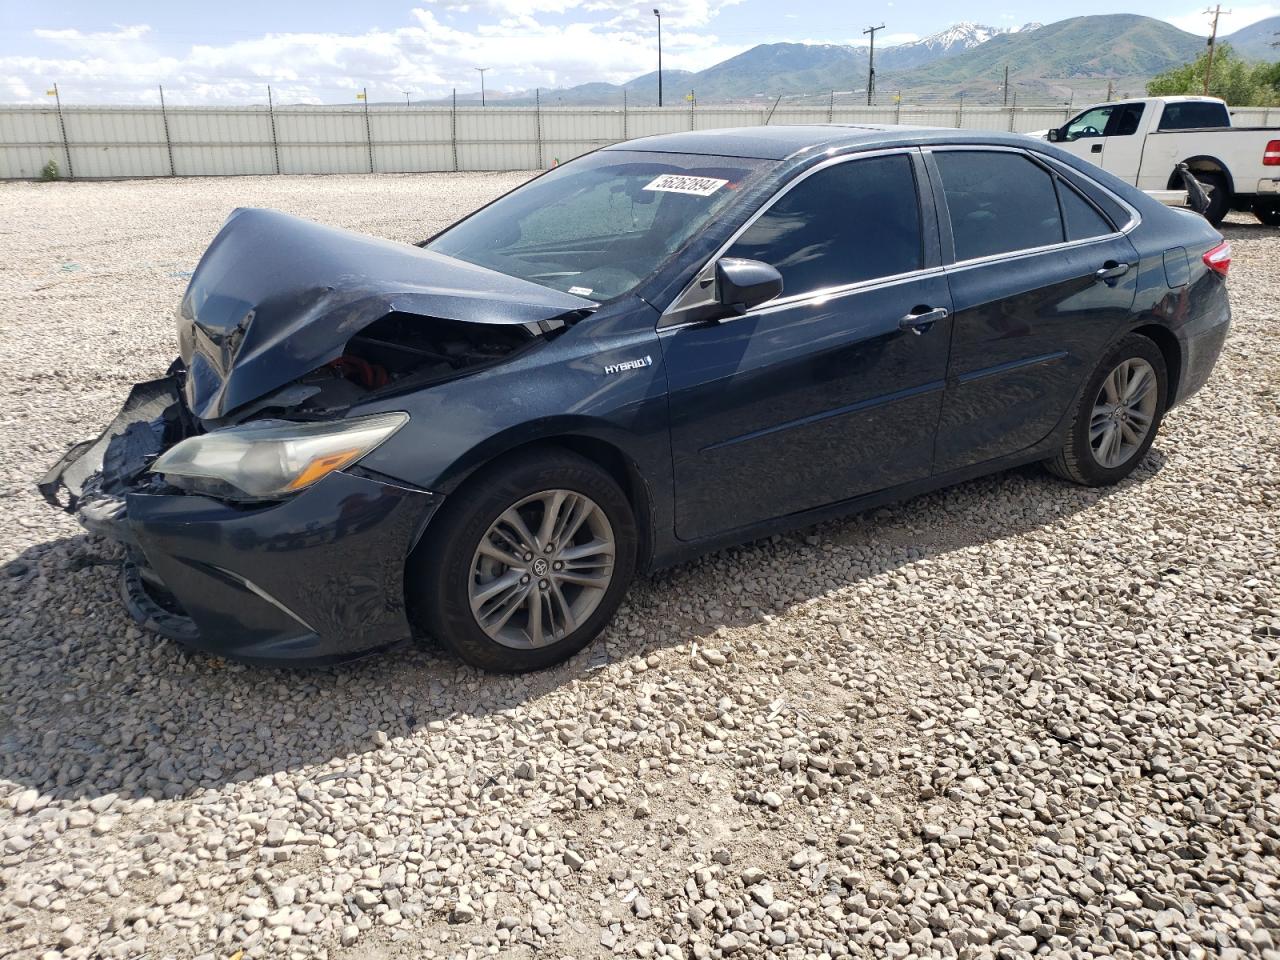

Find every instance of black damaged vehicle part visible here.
[179,207,593,421]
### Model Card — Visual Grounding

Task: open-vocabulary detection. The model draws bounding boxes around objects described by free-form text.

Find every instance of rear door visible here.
[926,147,1140,474]
[660,150,952,542]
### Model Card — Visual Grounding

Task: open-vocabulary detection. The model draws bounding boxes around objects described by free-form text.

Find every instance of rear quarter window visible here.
[1157,101,1231,130]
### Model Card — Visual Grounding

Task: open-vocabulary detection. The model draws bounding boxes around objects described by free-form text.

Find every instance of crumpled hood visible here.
[178,207,595,421]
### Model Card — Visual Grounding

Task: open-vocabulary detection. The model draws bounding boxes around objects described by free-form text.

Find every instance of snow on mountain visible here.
[907,21,1043,54]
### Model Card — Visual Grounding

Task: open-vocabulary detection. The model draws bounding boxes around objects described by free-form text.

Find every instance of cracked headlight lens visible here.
[151,412,408,501]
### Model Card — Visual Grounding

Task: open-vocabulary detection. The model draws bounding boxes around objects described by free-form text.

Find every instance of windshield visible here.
[428,150,773,301]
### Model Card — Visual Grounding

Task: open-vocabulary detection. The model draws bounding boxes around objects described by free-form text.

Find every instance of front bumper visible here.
[42,381,441,664]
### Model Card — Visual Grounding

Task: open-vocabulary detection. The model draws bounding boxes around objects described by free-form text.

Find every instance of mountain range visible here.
[436,14,1280,107]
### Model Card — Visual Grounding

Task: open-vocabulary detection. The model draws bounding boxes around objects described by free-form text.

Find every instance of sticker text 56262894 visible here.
[643,175,729,197]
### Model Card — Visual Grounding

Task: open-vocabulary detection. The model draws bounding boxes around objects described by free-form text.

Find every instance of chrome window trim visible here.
[659,141,1143,330]
[659,146,926,327]
[923,144,1142,270]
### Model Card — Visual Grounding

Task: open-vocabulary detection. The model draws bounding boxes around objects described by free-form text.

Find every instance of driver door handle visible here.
[899,306,949,335]
[1090,143,1103,154]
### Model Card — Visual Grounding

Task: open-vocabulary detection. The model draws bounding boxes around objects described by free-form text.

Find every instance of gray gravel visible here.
[0,175,1277,960]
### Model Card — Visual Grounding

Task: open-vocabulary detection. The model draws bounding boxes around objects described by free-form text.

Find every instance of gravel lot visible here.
[0,174,1277,960]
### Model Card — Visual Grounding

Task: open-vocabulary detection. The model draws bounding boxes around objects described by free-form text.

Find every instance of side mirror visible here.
[1047,128,1061,143]
[715,258,783,315]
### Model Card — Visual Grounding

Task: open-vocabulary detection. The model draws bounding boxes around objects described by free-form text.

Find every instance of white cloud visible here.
[1164,4,1280,36]
[0,2,745,104]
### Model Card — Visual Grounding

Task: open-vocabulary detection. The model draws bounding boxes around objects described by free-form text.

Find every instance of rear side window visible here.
[727,153,923,296]
[1058,180,1115,241]
[1107,103,1145,137]
[934,151,1063,261]
[1158,101,1230,130]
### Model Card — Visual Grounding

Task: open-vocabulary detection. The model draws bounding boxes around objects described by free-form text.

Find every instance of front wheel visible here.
[1046,334,1168,487]
[409,448,637,672]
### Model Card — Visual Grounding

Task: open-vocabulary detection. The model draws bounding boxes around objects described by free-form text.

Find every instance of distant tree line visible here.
[1147,43,1280,106]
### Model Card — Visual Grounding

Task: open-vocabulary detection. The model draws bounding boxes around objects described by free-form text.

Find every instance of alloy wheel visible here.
[1089,357,1158,469]
[468,489,615,649]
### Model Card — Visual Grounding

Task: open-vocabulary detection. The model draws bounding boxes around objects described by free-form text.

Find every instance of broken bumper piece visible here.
[41,383,442,665]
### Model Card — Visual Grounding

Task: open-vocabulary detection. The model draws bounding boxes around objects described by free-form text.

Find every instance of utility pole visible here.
[403,91,411,106]
[654,9,663,107]
[1106,78,1114,102]
[1002,64,1010,106]
[864,23,885,106]
[475,67,489,106]
[1203,5,1231,97]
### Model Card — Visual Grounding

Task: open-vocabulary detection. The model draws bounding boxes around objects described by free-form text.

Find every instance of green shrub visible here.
[39,160,60,181]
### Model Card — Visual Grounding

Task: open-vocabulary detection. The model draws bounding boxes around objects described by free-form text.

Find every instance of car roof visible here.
[602,124,1048,161]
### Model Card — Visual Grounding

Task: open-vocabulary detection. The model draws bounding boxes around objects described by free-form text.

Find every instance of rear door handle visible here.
[1094,261,1131,284]
[899,306,949,335]
[1090,143,1103,154]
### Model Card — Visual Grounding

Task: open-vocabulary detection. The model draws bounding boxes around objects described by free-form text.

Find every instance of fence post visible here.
[1008,92,1017,132]
[828,89,834,123]
[362,87,374,173]
[956,93,963,129]
[451,89,459,172]
[158,84,176,176]
[689,90,695,130]
[267,86,281,174]
[51,82,74,180]
[535,88,543,169]
[895,91,902,125]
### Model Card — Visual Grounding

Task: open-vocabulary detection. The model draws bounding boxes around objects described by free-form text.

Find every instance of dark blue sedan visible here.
[41,125,1232,671]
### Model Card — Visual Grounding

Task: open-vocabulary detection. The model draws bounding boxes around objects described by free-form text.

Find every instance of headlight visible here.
[151,412,409,501]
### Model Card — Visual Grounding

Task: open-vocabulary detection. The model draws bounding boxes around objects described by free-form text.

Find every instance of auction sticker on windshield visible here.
[643,175,728,197]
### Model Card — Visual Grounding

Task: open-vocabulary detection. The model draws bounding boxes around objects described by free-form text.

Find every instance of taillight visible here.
[1265,140,1280,166]
[1203,240,1231,278]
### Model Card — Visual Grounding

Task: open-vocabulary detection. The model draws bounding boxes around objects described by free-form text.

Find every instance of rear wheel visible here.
[1196,171,1230,227]
[1047,334,1168,487]
[410,448,637,672]
[1254,201,1280,227]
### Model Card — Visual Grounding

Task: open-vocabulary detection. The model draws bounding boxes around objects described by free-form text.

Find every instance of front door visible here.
[926,148,1139,474]
[660,151,953,543]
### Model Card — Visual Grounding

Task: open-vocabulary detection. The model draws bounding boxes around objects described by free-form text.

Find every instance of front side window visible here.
[726,153,923,298]
[934,151,1064,261]
[1063,106,1114,141]
[428,150,772,301]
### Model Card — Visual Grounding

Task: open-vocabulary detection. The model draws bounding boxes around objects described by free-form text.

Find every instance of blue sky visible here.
[1,0,1276,103]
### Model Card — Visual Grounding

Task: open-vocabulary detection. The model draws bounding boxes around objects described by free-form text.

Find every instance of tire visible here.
[409,447,638,672]
[1254,202,1280,227]
[1046,334,1168,487]
[1197,172,1230,227]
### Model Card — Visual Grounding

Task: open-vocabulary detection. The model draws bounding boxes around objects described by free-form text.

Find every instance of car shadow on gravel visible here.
[0,451,1163,804]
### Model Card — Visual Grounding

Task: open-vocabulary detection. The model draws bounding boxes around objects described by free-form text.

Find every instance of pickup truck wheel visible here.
[1197,172,1230,227]
[1254,202,1280,227]
[408,448,638,673]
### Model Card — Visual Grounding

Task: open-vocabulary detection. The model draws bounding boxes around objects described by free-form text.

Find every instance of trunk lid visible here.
[178,207,595,421]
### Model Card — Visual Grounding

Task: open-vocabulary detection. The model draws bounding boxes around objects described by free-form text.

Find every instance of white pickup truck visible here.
[1041,95,1280,226]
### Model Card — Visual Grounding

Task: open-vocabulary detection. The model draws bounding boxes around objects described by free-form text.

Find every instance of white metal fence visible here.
[3,102,1276,180]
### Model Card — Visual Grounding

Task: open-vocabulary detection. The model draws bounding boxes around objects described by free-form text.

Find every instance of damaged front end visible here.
[39,207,595,663]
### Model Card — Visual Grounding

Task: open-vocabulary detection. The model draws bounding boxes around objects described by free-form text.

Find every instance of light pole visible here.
[653,9,663,107]
[403,91,411,106]
[864,23,884,106]
[476,67,489,106]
